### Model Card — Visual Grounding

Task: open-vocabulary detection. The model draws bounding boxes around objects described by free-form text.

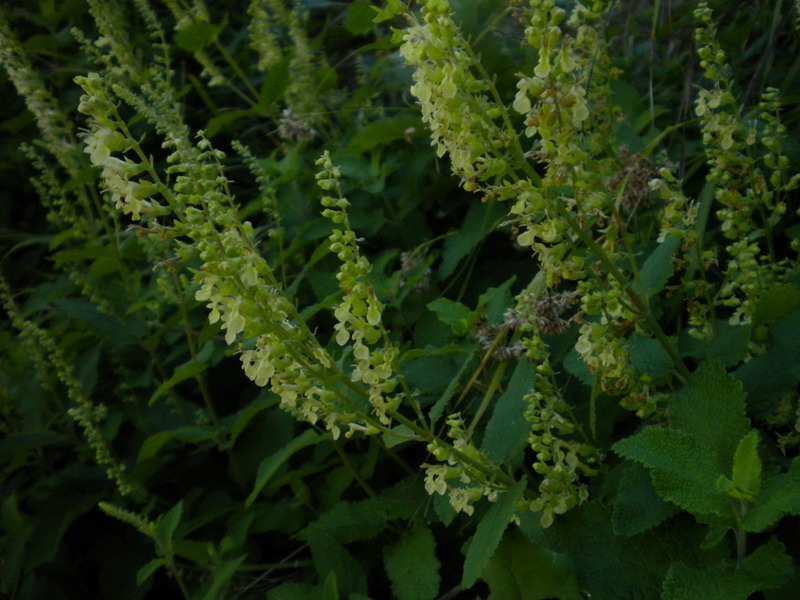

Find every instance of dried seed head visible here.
[278,108,316,142]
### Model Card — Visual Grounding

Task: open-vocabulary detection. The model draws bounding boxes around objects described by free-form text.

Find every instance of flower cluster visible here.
[523,336,598,527]
[423,414,509,516]
[693,3,792,326]
[247,0,325,130]
[0,276,138,498]
[76,73,167,221]
[317,152,403,428]
[399,0,514,191]
[162,0,227,86]
[0,15,76,167]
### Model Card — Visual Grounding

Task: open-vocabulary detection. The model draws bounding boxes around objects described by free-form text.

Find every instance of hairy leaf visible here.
[612,463,679,536]
[482,530,581,600]
[668,359,750,474]
[662,539,793,600]
[613,428,728,515]
[384,523,441,600]
[741,457,800,532]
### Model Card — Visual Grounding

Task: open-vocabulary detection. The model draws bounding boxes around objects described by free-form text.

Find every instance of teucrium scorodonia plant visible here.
[3,0,800,598]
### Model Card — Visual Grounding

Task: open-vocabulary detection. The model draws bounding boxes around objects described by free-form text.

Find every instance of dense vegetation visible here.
[2,1,800,598]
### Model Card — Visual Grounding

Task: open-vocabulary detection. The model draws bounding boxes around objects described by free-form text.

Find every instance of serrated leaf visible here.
[266,582,319,600]
[662,539,793,600]
[731,430,761,500]
[751,283,800,328]
[344,0,375,34]
[384,523,441,600]
[246,429,324,506]
[625,332,675,380]
[305,529,367,597]
[612,462,679,536]
[461,479,527,589]
[741,457,800,532]
[477,277,516,325]
[373,0,404,22]
[298,500,388,544]
[638,235,681,297]
[482,530,581,600]
[669,359,750,474]
[680,321,751,368]
[426,298,472,335]
[483,361,536,463]
[613,428,729,515]
[734,307,800,414]
[531,502,719,600]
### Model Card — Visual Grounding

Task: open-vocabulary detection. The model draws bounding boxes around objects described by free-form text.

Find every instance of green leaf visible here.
[662,538,793,600]
[228,394,277,445]
[258,58,290,108]
[751,283,800,328]
[625,332,675,380]
[205,109,251,138]
[527,502,718,600]
[461,479,527,589]
[483,361,536,464]
[199,555,247,600]
[246,429,325,506]
[373,0,404,22]
[680,321,751,368]
[429,350,476,424]
[612,463,679,536]
[136,558,166,585]
[174,22,221,52]
[347,113,420,153]
[668,359,750,474]
[298,500,388,544]
[439,201,505,279]
[741,457,800,532]
[149,360,207,405]
[638,235,681,297]
[267,583,320,600]
[478,277,516,325]
[426,298,472,335]
[305,529,367,597]
[382,424,416,449]
[482,530,581,600]
[322,571,340,600]
[155,501,183,556]
[735,307,800,414]
[0,431,65,460]
[730,430,762,501]
[1,494,29,589]
[613,428,729,515]
[384,523,441,600]
[135,431,174,465]
[53,298,141,343]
